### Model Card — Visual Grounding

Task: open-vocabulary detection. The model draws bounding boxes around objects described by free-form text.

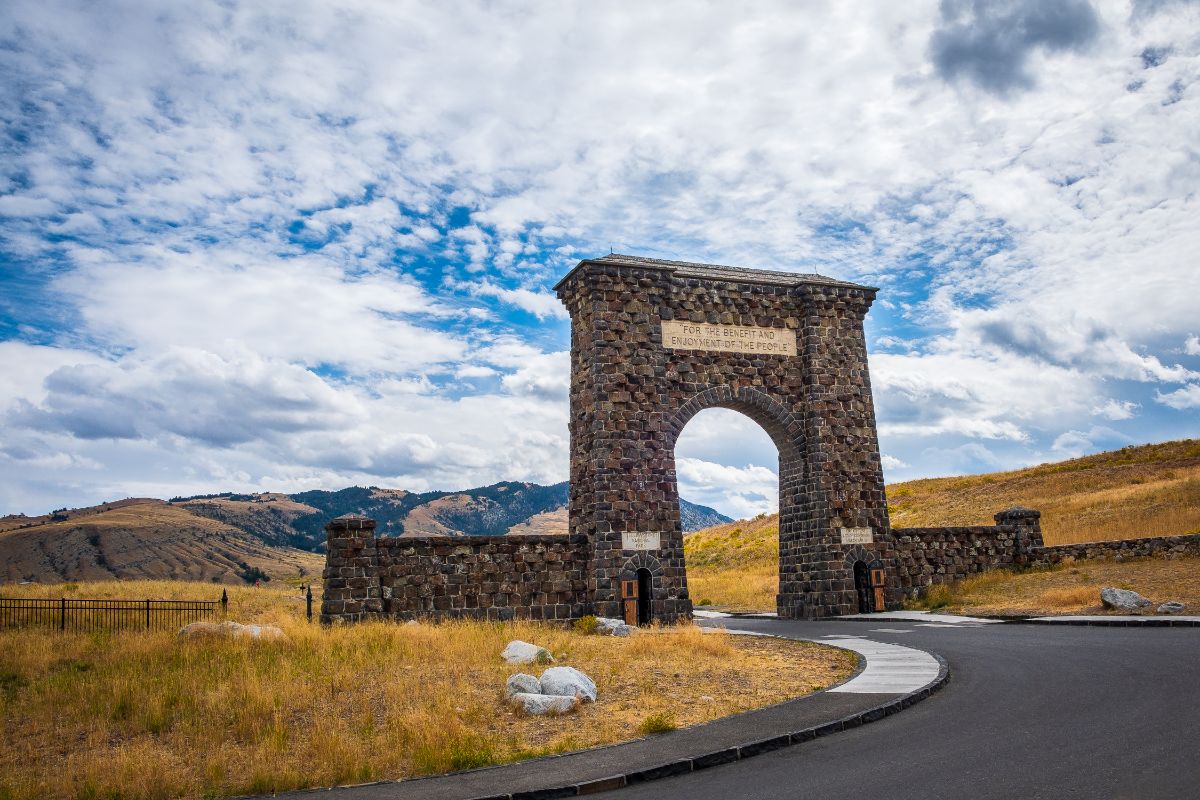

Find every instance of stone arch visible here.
[842,545,883,572]
[555,254,898,621]
[664,385,803,463]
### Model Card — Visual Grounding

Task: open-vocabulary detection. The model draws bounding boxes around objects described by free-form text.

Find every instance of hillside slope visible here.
[0,480,732,584]
[0,500,323,585]
[684,439,1200,611]
[887,438,1200,543]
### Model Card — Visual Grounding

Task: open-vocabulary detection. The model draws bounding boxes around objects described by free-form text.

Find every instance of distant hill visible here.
[0,481,731,584]
[0,499,323,585]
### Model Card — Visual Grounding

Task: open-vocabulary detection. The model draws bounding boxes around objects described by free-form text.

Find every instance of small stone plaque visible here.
[839,527,874,545]
[661,321,797,356]
[621,531,661,551]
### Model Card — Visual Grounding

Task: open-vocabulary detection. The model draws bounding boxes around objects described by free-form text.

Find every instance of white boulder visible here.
[505,673,542,697]
[594,617,636,637]
[539,666,597,702]
[501,640,554,665]
[178,620,288,642]
[509,692,578,715]
[1100,587,1152,610]
[1157,601,1186,614]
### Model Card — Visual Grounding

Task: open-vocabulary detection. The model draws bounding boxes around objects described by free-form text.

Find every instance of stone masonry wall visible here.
[374,534,589,621]
[893,508,1043,599]
[1036,533,1200,564]
[894,508,1200,599]
[320,514,591,623]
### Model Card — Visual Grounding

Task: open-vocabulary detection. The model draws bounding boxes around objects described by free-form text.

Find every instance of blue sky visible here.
[1,0,1198,518]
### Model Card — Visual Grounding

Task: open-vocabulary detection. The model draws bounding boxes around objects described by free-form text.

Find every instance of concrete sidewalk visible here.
[263,634,948,800]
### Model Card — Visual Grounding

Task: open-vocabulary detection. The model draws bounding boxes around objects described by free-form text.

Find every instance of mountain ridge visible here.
[0,481,731,583]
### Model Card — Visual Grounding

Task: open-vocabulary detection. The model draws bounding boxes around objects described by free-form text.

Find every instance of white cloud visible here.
[1092,399,1140,420]
[880,454,909,471]
[1050,425,1131,458]
[676,457,778,520]
[55,251,464,375]
[1155,384,1200,410]
[460,280,568,320]
[2,0,1199,510]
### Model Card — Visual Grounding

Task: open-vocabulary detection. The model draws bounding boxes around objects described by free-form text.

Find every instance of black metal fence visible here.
[0,594,225,632]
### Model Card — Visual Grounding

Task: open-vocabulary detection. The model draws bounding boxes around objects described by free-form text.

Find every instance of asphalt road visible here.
[593,618,1200,800]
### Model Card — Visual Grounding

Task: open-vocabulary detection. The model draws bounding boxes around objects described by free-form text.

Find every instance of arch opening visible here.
[675,405,783,614]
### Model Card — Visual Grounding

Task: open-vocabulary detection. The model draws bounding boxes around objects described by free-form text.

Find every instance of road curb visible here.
[462,649,951,800]
[1007,617,1200,627]
[816,613,1200,628]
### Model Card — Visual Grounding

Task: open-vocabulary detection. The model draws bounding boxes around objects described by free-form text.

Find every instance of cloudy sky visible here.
[1,0,1198,519]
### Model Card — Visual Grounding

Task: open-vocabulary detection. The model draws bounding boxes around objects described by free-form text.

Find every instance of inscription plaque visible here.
[661,321,797,356]
[839,527,874,545]
[621,531,661,551]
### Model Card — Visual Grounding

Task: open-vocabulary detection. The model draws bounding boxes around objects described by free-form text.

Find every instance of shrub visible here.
[572,615,598,635]
[924,584,952,610]
[637,711,678,735]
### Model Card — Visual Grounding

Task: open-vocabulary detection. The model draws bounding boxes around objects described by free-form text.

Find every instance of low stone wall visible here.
[1036,533,1200,564]
[892,508,1043,599]
[375,533,590,622]
[892,509,1200,599]
[320,514,590,624]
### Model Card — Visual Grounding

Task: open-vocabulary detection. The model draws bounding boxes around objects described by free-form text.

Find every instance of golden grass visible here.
[685,516,779,612]
[907,555,1200,616]
[887,439,1200,545]
[689,564,777,612]
[682,439,1200,611]
[0,580,855,800]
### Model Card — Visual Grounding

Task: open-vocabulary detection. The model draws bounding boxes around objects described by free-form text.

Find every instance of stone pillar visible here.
[995,507,1043,567]
[320,513,382,624]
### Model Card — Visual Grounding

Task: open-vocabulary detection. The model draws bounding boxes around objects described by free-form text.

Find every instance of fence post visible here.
[306,585,313,622]
[145,599,150,629]
[60,597,65,631]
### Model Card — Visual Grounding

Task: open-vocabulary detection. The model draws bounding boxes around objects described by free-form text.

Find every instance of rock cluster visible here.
[504,664,598,716]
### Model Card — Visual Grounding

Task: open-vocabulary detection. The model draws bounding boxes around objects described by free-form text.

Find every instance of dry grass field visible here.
[685,439,1200,612]
[910,555,1200,616]
[0,580,854,800]
[886,438,1200,545]
[686,514,780,612]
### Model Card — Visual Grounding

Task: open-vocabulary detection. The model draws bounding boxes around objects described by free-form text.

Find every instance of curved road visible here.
[594,618,1200,800]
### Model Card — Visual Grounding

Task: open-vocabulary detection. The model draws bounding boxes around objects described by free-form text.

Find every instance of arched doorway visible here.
[636,568,653,625]
[853,560,872,613]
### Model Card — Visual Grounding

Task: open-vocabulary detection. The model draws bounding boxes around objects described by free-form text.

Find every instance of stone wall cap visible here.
[327,514,377,530]
[554,253,877,293]
[995,507,1041,520]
